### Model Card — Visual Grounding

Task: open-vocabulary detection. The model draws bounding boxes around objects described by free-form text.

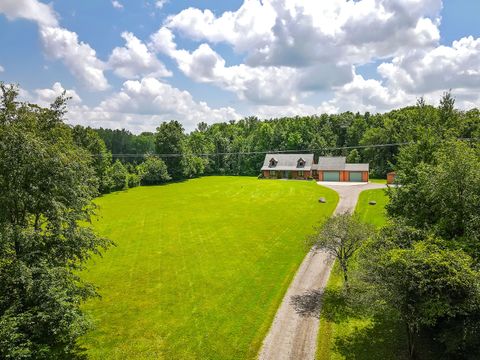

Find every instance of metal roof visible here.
[262,154,369,172]
[312,157,347,170]
[261,153,314,171]
[345,163,369,171]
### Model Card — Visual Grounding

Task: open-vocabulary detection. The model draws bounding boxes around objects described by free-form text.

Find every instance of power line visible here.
[98,138,479,158]
[103,142,410,158]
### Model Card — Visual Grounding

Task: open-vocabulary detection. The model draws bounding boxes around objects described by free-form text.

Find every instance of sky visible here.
[0,0,479,133]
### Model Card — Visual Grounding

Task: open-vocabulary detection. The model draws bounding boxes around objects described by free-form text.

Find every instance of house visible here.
[261,154,369,182]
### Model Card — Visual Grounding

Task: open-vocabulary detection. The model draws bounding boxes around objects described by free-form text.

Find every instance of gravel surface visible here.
[258,182,387,360]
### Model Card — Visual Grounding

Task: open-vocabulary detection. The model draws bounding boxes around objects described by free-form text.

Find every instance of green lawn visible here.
[316,188,408,360]
[79,176,338,359]
[369,178,387,184]
[355,189,389,228]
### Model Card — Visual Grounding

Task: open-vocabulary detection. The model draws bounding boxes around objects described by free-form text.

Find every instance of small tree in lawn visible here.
[309,212,375,289]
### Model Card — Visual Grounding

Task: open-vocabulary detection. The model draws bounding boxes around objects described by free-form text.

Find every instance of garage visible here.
[323,171,340,181]
[348,171,363,182]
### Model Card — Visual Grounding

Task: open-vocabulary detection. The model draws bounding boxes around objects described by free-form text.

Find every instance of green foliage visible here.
[107,160,128,192]
[155,120,185,179]
[346,148,361,163]
[136,155,170,185]
[127,173,141,188]
[361,235,480,358]
[72,125,113,193]
[0,83,112,359]
[388,140,480,255]
[94,93,478,180]
[309,213,375,287]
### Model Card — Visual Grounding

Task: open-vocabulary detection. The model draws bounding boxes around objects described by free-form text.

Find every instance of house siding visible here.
[362,171,369,182]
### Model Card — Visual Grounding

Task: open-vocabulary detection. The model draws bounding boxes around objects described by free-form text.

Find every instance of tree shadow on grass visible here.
[332,312,409,360]
[290,287,353,320]
[292,286,410,360]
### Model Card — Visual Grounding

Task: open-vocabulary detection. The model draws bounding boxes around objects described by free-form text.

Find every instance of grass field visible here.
[355,189,389,228]
[316,188,408,360]
[369,178,387,184]
[79,176,338,359]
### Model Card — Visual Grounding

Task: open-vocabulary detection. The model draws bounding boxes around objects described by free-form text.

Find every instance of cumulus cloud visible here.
[108,32,171,79]
[39,26,109,91]
[151,27,350,105]
[151,0,445,108]
[0,0,58,27]
[111,1,123,9]
[33,82,82,107]
[67,77,241,132]
[378,36,480,94]
[165,0,442,67]
[0,0,109,91]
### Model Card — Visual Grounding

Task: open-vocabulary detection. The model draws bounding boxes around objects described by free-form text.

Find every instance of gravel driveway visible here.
[258,182,387,360]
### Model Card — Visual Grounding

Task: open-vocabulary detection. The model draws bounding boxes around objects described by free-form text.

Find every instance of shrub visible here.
[137,156,171,185]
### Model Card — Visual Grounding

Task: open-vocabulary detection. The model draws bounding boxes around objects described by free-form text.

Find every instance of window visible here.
[269,157,278,167]
[270,170,276,176]
[298,170,304,177]
[297,158,306,167]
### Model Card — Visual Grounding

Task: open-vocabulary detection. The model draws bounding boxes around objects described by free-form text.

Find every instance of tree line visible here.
[89,95,479,192]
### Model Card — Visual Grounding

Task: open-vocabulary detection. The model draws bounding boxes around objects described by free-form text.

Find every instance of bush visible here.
[137,156,171,185]
[127,173,141,188]
[108,160,128,191]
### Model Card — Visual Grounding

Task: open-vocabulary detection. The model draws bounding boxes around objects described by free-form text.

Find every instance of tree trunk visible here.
[340,261,349,291]
[406,322,416,360]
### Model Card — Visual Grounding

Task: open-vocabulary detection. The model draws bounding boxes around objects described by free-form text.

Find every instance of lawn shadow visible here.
[332,312,409,360]
[290,287,352,320]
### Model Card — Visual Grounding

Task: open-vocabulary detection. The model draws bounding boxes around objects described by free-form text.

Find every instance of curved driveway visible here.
[258,181,387,360]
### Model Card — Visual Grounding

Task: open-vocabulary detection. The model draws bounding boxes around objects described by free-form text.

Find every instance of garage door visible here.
[323,171,340,181]
[349,172,363,182]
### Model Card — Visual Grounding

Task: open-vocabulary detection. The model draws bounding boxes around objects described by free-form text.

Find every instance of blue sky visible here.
[0,0,479,132]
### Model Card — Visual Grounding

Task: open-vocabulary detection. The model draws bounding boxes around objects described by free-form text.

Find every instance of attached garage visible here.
[323,171,340,181]
[348,171,363,182]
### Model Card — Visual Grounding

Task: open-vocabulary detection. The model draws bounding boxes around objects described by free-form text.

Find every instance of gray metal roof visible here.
[345,163,369,171]
[261,153,314,171]
[312,157,347,170]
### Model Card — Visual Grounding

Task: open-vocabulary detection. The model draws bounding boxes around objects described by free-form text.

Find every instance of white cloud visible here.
[165,0,442,67]
[151,27,352,105]
[0,64,4,72]
[152,0,443,108]
[67,77,241,132]
[0,0,58,27]
[155,0,168,9]
[39,26,109,91]
[0,0,109,91]
[108,32,171,79]
[378,36,480,94]
[32,82,82,107]
[111,0,123,9]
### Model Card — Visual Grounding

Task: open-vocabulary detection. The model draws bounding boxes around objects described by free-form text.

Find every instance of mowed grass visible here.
[79,176,338,359]
[355,189,389,228]
[316,188,408,360]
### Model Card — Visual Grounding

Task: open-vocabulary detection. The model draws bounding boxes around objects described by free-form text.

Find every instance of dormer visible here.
[297,157,306,168]
[269,157,278,168]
